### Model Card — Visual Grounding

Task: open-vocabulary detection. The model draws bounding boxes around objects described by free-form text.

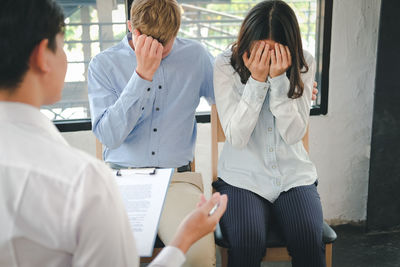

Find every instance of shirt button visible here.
[156,107,160,111]
[269,148,274,152]
[153,128,157,132]
[141,107,144,110]
[147,88,151,92]
[151,151,155,155]
[268,127,272,132]
[158,85,162,89]
[272,165,276,169]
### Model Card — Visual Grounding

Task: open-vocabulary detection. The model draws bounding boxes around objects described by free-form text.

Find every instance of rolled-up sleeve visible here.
[269,53,316,145]
[213,53,268,149]
[88,57,153,149]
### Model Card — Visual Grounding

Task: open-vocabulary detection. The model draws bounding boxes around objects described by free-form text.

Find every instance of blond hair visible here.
[130,0,181,45]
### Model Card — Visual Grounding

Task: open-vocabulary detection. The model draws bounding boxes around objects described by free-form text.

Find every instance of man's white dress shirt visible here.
[0,102,185,267]
[214,49,318,202]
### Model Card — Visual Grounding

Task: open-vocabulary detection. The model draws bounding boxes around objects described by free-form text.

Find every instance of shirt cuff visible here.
[269,73,290,99]
[150,246,186,267]
[242,76,269,104]
[123,71,154,99]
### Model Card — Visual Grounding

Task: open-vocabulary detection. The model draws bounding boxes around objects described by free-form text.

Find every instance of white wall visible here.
[308,0,381,223]
[62,0,382,224]
[62,131,97,156]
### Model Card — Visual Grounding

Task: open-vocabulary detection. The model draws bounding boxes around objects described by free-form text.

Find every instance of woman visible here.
[213,1,325,266]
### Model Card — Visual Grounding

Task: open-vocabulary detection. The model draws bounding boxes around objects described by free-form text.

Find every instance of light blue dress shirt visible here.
[88,34,214,168]
[214,49,318,202]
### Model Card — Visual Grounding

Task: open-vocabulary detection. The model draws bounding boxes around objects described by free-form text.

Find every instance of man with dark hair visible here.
[0,1,227,266]
[0,0,66,92]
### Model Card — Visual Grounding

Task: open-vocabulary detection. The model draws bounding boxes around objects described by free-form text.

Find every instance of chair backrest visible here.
[96,138,102,160]
[211,104,309,182]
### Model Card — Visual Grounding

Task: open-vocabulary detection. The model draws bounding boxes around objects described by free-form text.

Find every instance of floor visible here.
[142,224,400,267]
[328,224,400,267]
[252,224,400,267]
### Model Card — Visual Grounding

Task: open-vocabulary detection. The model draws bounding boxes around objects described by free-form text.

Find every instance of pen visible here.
[209,203,219,216]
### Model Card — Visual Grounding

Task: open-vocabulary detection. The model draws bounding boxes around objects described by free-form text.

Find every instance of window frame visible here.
[54,0,332,132]
[311,0,332,116]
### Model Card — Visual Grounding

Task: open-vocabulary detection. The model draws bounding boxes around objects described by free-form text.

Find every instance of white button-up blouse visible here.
[213,49,318,202]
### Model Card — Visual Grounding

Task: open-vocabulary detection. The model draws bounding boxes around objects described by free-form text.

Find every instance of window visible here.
[175,0,331,115]
[50,0,331,132]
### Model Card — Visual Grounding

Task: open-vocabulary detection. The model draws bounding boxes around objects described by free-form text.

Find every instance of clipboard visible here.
[114,168,174,256]
[116,168,156,176]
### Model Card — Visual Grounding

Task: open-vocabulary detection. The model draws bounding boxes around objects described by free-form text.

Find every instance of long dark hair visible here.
[231,0,308,99]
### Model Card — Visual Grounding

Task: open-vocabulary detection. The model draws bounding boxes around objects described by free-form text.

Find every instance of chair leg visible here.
[263,247,291,262]
[140,248,162,263]
[325,243,333,267]
[218,246,228,267]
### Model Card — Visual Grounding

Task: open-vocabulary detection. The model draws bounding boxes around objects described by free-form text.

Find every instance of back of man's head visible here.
[0,0,65,92]
[130,0,181,45]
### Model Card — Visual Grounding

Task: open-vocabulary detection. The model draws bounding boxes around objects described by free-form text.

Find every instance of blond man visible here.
[87,0,217,266]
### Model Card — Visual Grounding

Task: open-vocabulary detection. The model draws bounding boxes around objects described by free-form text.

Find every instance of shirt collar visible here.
[0,101,68,146]
[123,33,134,53]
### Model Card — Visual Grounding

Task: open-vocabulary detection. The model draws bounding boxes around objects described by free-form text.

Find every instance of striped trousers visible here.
[213,178,325,267]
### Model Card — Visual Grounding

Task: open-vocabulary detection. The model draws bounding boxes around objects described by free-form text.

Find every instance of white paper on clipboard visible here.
[115,168,173,257]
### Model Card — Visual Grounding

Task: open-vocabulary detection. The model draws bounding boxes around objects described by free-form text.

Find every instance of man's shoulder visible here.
[175,37,202,47]
[90,38,129,67]
[27,133,110,186]
[50,143,111,184]
[174,37,210,55]
[1,128,110,191]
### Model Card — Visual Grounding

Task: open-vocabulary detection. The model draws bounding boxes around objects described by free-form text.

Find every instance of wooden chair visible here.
[211,104,336,267]
[95,138,102,160]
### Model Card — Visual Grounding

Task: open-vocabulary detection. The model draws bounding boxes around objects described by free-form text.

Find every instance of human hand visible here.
[243,41,271,82]
[270,43,292,78]
[312,81,318,101]
[132,30,163,81]
[170,192,228,254]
